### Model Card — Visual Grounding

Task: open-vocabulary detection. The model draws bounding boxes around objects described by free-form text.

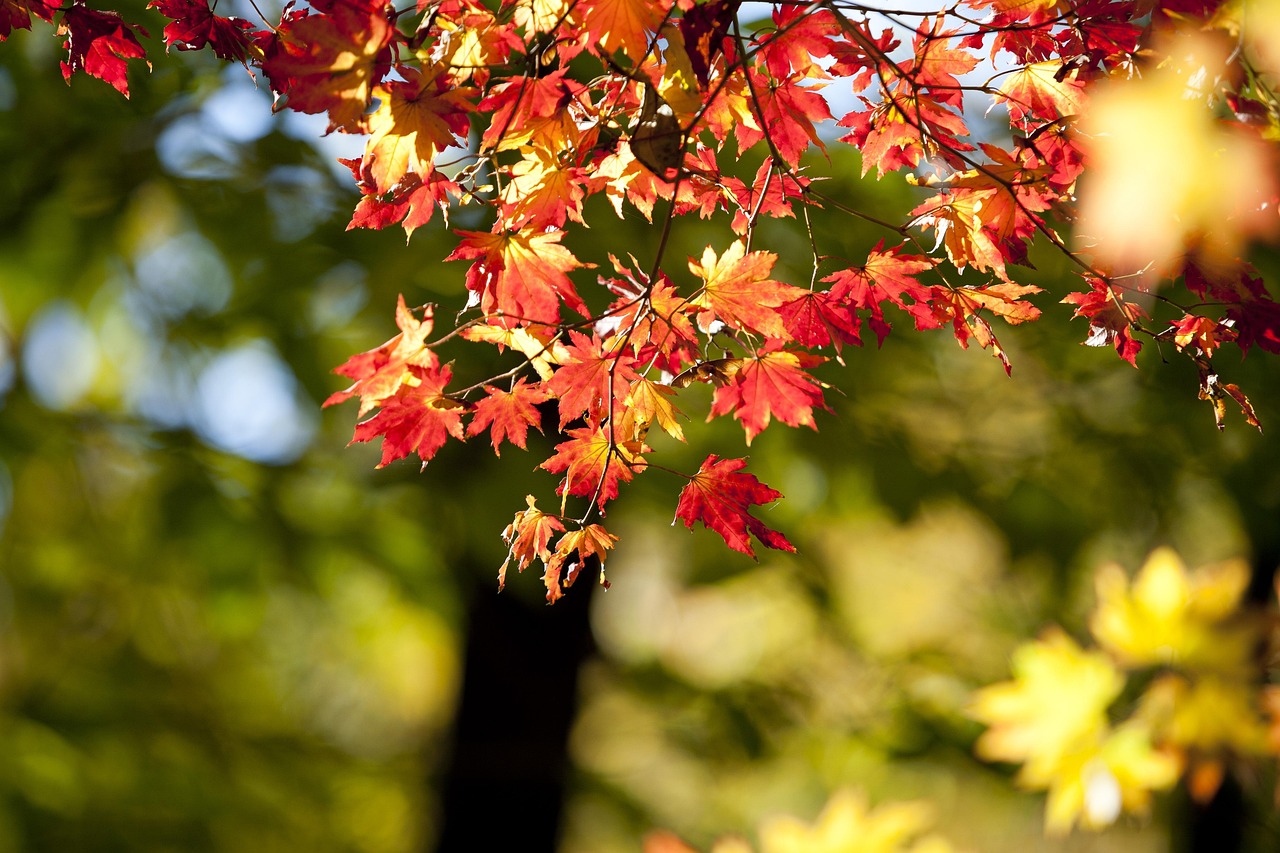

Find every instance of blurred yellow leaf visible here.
[1090,547,1257,674]
[970,629,1122,781]
[1041,723,1179,836]
[1139,673,1270,757]
[1076,32,1278,275]
[759,789,954,853]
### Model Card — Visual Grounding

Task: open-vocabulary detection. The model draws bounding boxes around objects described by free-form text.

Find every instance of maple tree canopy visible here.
[13,0,1279,601]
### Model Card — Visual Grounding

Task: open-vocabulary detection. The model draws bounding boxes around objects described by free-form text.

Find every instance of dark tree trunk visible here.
[433,561,597,853]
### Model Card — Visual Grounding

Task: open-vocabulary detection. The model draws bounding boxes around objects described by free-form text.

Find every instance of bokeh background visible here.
[2,3,1280,851]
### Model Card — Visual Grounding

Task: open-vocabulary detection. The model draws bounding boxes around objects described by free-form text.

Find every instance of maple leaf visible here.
[723,158,811,235]
[970,628,1123,783]
[1039,722,1179,835]
[349,364,466,468]
[621,376,685,442]
[478,70,587,152]
[260,0,394,132]
[709,347,828,444]
[823,241,938,345]
[757,5,843,81]
[149,0,258,62]
[602,268,700,375]
[498,145,589,229]
[466,379,549,455]
[325,295,438,415]
[0,0,56,41]
[347,169,460,241]
[673,455,794,558]
[448,228,590,327]
[362,65,476,194]
[434,0,521,83]
[460,321,569,381]
[544,331,639,430]
[541,426,647,512]
[738,68,832,169]
[759,788,950,853]
[910,21,980,108]
[932,282,1043,374]
[1171,313,1235,358]
[688,241,806,338]
[1140,673,1270,759]
[777,290,863,355]
[575,0,670,62]
[839,91,973,178]
[58,5,151,98]
[543,524,618,601]
[678,0,739,88]
[996,61,1087,126]
[1061,277,1146,367]
[499,495,565,590]
[1091,548,1257,675]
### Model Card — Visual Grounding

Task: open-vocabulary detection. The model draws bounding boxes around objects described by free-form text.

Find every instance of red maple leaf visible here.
[777,290,863,353]
[709,346,828,444]
[346,169,460,241]
[674,455,794,558]
[350,364,466,468]
[324,295,438,414]
[824,241,939,344]
[260,0,394,132]
[466,379,549,455]
[149,0,258,62]
[678,0,739,88]
[1,0,56,41]
[59,5,150,97]
[448,228,590,327]
[737,68,832,169]
[1061,276,1146,367]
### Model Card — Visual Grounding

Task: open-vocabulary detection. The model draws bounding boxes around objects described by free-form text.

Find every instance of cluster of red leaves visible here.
[24,0,1279,599]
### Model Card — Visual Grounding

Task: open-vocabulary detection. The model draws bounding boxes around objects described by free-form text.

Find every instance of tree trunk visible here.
[433,561,597,853]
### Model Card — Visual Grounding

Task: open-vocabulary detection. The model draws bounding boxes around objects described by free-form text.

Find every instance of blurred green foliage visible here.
[2,5,1280,852]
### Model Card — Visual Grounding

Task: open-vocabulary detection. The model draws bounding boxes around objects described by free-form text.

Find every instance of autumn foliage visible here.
[12,0,1279,605]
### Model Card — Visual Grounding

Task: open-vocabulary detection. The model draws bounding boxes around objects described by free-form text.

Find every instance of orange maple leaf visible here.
[500,495,565,590]
[362,64,476,193]
[466,379,549,455]
[996,61,1086,126]
[543,523,618,602]
[349,364,466,467]
[575,0,669,62]
[260,0,393,132]
[541,426,646,512]
[688,241,806,338]
[448,228,590,326]
[325,295,437,415]
[932,282,1043,374]
[709,346,828,444]
[544,331,639,430]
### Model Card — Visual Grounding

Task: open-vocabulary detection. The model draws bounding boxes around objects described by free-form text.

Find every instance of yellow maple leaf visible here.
[970,629,1122,782]
[1041,723,1179,836]
[1090,547,1257,675]
[362,65,476,193]
[759,789,955,853]
[1139,673,1270,757]
[1077,31,1278,275]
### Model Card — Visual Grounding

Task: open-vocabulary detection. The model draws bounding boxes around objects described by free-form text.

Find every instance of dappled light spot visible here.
[193,340,317,464]
[20,301,101,411]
